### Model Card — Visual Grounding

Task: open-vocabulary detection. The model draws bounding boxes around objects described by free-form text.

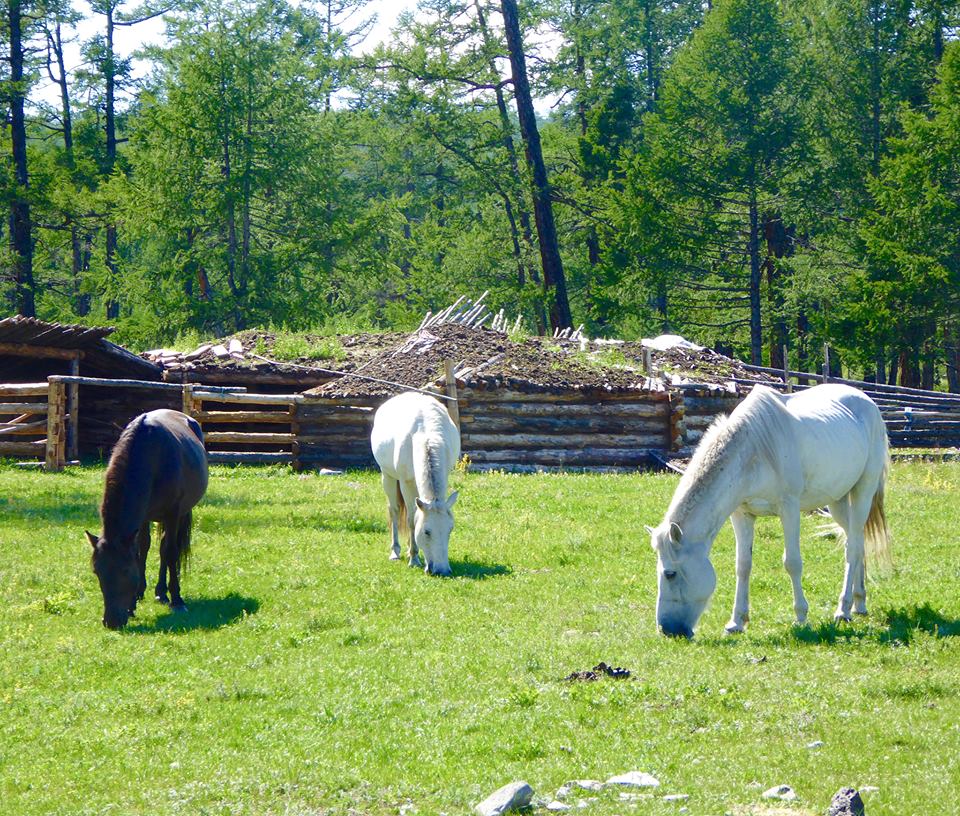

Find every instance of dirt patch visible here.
[563,662,633,682]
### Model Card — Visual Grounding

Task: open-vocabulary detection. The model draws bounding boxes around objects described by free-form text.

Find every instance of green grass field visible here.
[1,462,959,816]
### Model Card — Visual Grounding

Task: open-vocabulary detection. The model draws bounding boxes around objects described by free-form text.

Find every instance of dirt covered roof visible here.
[306,324,780,399]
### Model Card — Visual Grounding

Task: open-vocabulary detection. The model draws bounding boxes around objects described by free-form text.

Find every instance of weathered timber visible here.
[0,342,82,360]
[163,369,338,387]
[460,388,668,403]
[0,383,48,397]
[882,410,960,421]
[193,391,300,406]
[461,432,668,449]
[457,400,669,418]
[468,462,651,474]
[194,410,294,424]
[0,440,46,455]
[45,379,66,471]
[203,431,295,445]
[294,431,373,445]
[457,414,667,434]
[0,402,47,414]
[207,451,293,464]
[444,359,461,432]
[0,419,47,435]
[465,447,656,466]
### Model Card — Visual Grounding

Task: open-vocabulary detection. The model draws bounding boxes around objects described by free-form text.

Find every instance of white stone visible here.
[663,794,689,802]
[212,344,230,358]
[557,781,603,798]
[228,338,243,354]
[605,772,661,789]
[762,785,797,801]
[641,334,703,352]
[546,802,571,812]
[861,785,880,794]
[806,740,824,749]
[475,782,534,816]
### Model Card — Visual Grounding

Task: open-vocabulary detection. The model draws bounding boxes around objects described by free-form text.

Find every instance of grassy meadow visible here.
[1,461,959,816]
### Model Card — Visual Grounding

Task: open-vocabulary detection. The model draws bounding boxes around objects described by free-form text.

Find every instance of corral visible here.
[3,315,960,472]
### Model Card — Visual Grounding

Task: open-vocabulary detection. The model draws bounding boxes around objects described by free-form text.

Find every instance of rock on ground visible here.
[762,784,797,801]
[556,780,604,798]
[475,781,534,816]
[605,771,661,788]
[828,787,866,816]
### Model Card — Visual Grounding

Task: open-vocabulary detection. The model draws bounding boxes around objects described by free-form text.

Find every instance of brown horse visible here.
[86,409,208,629]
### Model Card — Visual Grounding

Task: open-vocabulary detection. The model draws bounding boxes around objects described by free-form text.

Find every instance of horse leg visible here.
[382,473,402,561]
[166,512,190,612]
[398,479,422,568]
[135,522,150,603]
[835,486,872,621]
[780,498,809,625]
[155,520,173,605]
[725,510,755,634]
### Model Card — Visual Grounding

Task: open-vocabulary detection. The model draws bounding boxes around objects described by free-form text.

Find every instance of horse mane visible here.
[414,401,451,503]
[670,385,794,521]
[100,415,149,530]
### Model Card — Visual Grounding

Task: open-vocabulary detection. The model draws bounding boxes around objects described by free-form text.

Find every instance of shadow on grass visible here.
[127,593,259,634]
[450,558,512,580]
[787,603,960,645]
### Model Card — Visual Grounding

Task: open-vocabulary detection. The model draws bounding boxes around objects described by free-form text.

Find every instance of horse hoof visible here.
[389,551,401,561]
[156,594,170,605]
[834,613,852,623]
[409,558,423,569]
[171,602,188,613]
[724,622,744,635]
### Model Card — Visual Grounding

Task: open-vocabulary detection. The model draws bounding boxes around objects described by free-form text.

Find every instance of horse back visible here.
[140,409,209,513]
[371,392,458,479]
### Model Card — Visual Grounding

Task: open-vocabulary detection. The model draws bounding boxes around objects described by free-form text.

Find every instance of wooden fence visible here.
[740,364,960,448]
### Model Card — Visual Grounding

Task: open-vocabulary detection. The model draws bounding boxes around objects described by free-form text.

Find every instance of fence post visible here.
[443,359,461,433]
[67,356,80,460]
[782,345,792,393]
[45,377,66,471]
[822,344,831,384]
[182,383,194,416]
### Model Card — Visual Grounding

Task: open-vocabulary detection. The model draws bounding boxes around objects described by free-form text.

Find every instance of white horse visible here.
[648,383,891,637]
[371,391,460,576]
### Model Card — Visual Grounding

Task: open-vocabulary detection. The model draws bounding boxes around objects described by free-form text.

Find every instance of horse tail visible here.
[159,512,194,574]
[865,455,892,575]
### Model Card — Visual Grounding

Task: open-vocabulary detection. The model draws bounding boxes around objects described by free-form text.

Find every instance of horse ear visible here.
[85,530,99,549]
[644,524,655,536]
[446,490,459,509]
[415,497,428,511]
[669,522,683,544]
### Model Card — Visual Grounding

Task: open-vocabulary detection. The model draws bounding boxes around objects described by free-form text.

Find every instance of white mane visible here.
[669,385,795,522]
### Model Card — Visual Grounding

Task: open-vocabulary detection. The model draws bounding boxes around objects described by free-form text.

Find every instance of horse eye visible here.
[664,570,677,580]
[424,530,432,537]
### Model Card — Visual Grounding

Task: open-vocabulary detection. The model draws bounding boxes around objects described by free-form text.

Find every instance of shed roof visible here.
[0,316,161,380]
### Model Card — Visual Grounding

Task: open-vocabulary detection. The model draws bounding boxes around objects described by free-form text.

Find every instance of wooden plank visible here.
[461,432,669,449]
[462,388,669,403]
[203,431,295,444]
[443,359,461,432]
[465,447,661,465]
[0,342,82,361]
[458,400,669,418]
[207,451,294,464]
[67,358,79,461]
[457,415,668,434]
[0,383,48,397]
[194,391,301,406]
[0,419,48,436]
[0,440,47,455]
[194,410,294,424]
[0,402,47,414]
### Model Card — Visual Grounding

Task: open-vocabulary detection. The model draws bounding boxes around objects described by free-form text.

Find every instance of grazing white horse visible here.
[648,383,890,638]
[371,392,460,576]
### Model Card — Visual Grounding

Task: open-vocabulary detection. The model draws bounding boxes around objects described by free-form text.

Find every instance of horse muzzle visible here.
[658,619,694,639]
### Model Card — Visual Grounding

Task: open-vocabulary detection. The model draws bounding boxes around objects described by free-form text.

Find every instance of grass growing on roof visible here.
[1,463,959,815]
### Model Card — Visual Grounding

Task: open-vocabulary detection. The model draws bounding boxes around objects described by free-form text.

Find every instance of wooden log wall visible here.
[294,397,378,470]
[78,384,181,457]
[0,382,49,462]
[186,388,301,465]
[456,386,675,471]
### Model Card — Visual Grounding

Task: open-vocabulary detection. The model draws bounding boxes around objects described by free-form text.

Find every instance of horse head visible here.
[87,530,141,629]
[647,521,716,638]
[414,491,458,576]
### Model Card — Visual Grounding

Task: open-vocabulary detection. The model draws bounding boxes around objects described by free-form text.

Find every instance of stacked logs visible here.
[0,383,50,462]
[455,381,676,472]
[294,397,378,470]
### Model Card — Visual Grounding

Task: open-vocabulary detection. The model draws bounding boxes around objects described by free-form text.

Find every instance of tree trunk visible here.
[501,0,573,331]
[474,0,545,331]
[747,188,762,365]
[945,324,960,393]
[104,4,120,319]
[8,0,35,317]
[763,212,791,370]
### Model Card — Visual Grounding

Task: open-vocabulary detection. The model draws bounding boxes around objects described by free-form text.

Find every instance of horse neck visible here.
[412,432,447,503]
[668,434,756,546]
[101,436,153,542]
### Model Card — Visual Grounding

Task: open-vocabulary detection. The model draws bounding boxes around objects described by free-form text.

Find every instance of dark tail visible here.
[160,511,193,573]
